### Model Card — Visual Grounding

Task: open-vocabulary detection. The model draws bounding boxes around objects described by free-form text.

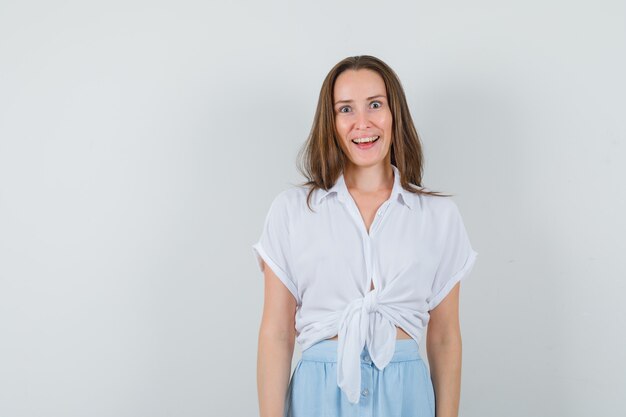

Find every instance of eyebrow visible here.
[334,95,386,105]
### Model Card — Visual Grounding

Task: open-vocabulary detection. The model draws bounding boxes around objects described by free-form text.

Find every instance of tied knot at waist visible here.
[340,287,380,320]
[338,287,385,339]
[362,287,379,313]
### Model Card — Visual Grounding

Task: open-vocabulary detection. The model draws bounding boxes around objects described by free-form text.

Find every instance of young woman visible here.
[253,55,478,417]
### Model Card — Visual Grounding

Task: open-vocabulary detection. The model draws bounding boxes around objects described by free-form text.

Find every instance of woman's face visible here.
[333,69,393,168]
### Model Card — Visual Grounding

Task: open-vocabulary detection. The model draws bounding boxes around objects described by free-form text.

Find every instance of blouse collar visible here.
[316,163,412,209]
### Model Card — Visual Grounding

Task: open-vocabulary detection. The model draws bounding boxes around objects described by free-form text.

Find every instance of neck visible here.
[343,162,393,195]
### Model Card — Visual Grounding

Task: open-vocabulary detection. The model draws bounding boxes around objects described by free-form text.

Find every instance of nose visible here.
[354,108,371,130]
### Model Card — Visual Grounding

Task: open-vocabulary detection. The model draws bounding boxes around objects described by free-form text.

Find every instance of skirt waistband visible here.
[301,339,422,363]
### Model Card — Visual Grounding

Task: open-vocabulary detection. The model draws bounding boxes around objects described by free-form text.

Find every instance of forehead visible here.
[333,69,386,99]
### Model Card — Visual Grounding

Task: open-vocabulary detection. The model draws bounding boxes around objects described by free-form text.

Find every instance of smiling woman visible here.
[253,55,478,417]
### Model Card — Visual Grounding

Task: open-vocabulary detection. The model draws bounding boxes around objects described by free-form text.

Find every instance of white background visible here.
[1,1,625,416]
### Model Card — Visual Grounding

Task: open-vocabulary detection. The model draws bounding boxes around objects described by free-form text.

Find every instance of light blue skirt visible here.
[284,338,435,417]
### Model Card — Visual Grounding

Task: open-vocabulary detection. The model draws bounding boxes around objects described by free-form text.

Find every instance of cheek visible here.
[335,120,349,139]
[381,111,393,132]
[373,109,391,124]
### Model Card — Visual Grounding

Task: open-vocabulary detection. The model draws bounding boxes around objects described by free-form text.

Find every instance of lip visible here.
[351,136,380,150]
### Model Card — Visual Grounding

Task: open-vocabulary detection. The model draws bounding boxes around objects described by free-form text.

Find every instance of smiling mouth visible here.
[351,136,380,144]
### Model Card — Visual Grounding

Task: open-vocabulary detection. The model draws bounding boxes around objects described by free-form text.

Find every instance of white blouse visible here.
[252,163,478,404]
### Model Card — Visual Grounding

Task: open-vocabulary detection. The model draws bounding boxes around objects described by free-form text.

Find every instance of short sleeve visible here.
[427,200,479,311]
[252,193,300,304]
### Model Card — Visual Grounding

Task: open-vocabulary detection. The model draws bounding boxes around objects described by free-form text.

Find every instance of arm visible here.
[426,281,462,417]
[257,260,297,417]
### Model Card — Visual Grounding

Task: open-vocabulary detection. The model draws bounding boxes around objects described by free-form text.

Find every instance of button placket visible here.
[362,237,374,291]
[370,202,389,236]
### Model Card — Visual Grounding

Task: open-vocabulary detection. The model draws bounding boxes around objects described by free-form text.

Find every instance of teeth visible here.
[352,136,379,144]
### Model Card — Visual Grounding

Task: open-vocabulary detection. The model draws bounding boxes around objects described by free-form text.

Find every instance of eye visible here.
[371,101,382,109]
[338,106,351,113]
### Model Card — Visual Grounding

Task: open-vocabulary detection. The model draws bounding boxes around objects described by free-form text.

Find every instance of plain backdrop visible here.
[1,1,625,416]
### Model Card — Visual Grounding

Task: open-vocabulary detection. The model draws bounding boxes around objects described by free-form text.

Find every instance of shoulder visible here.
[266,184,313,215]
[411,191,460,216]
[410,193,467,235]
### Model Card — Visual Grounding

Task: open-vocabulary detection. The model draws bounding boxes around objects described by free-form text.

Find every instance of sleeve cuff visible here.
[428,250,478,311]
[252,243,300,304]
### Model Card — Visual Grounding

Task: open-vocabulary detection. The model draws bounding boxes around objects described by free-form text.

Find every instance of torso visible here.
[326,179,413,341]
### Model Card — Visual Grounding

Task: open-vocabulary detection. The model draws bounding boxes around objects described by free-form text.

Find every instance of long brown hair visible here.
[296,55,451,211]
